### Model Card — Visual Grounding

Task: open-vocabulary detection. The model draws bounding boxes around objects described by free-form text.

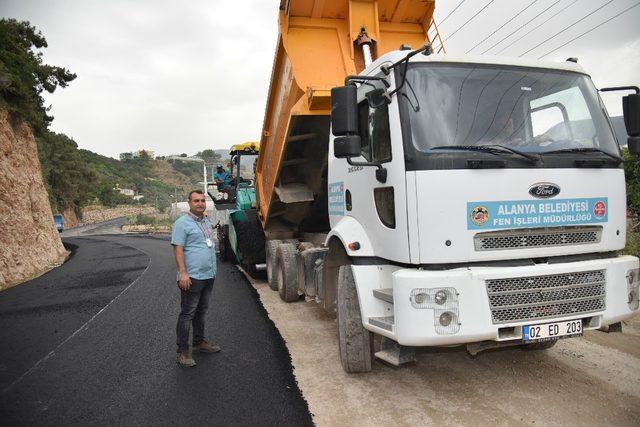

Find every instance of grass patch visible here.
[623,230,640,258]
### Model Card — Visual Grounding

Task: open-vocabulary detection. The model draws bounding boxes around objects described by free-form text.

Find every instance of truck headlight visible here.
[627,268,640,310]
[439,311,452,326]
[414,292,429,305]
[434,290,447,305]
[410,287,458,309]
[410,287,460,335]
[435,309,460,335]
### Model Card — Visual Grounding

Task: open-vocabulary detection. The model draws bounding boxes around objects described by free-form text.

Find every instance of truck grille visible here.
[486,270,606,324]
[474,226,602,251]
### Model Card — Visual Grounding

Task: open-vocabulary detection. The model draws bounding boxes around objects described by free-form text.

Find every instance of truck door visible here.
[330,75,410,263]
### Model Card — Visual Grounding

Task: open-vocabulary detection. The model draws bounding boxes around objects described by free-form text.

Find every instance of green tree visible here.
[37,132,97,214]
[0,19,76,134]
[96,182,130,207]
[196,149,221,164]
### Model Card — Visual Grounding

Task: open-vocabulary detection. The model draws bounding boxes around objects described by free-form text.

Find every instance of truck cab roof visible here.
[364,51,589,77]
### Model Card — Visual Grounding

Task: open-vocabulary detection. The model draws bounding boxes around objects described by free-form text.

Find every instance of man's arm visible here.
[172,245,191,290]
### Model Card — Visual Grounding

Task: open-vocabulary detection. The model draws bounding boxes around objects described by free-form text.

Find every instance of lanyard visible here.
[187,212,212,240]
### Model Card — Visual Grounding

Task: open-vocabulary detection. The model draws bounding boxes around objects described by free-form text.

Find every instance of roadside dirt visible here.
[245,274,640,426]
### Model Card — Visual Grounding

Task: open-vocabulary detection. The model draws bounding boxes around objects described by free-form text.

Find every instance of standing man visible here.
[172,190,221,367]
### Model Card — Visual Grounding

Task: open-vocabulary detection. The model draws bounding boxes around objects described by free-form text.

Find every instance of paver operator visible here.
[171,189,221,367]
[214,163,233,191]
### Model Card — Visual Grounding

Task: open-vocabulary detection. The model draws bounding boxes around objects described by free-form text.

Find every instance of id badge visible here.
[206,238,213,248]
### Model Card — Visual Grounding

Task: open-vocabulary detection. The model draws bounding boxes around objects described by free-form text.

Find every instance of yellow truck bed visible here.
[256,0,441,236]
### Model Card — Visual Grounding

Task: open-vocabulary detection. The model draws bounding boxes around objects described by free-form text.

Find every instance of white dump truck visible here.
[249,0,640,372]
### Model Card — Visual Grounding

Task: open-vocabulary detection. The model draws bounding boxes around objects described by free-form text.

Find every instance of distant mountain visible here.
[215,149,230,161]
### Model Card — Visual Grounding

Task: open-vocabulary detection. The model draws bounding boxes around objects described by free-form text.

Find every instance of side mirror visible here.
[623,93,640,136]
[624,94,640,156]
[334,135,361,158]
[331,86,358,136]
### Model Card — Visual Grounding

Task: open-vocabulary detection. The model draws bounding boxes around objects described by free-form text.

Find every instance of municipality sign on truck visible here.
[468,197,608,230]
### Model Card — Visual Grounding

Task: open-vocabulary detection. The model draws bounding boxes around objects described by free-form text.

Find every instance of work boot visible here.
[176,350,196,367]
[193,340,221,354]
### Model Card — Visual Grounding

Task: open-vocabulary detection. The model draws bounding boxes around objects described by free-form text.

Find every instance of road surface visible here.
[0,232,312,425]
[60,216,128,237]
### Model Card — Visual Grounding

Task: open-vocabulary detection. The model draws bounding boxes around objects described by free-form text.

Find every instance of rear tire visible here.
[276,243,299,302]
[267,239,298,291]
[266,240,283,291]
[521,340,558,351]
[337,265,372,373]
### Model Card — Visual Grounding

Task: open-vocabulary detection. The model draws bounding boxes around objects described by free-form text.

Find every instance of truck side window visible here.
[370,98,391,163]
[358,101,372,161]
[357,86,392,163]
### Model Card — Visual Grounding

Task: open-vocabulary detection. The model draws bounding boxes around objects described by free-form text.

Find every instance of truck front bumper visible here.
[369,255,639,347]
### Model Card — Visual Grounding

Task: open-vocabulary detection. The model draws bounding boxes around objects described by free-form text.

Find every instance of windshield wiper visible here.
[544,147,622,164]
[430,144,539,164]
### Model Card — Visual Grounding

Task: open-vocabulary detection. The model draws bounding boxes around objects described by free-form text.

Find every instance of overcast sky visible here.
[1,0,639,159]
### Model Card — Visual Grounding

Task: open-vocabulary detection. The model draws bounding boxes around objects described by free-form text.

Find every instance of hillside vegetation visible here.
[79,149,212,209]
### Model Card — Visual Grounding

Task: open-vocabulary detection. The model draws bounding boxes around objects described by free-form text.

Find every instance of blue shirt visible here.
[171,214,216,280]
[214,170,232,184]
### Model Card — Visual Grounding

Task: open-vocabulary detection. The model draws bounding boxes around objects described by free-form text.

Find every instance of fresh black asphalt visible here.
[0,234,313,425]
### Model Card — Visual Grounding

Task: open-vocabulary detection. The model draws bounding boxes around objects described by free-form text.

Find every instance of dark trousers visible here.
[176,277,214,352]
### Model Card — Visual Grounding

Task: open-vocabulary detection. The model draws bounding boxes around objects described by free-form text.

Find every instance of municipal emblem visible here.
[594,201,606,217]
[471,206,489,226]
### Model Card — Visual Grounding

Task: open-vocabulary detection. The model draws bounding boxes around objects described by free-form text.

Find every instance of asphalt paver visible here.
[0,234,313,425]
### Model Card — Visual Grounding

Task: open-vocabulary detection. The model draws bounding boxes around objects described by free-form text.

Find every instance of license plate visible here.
[523,319,583,343]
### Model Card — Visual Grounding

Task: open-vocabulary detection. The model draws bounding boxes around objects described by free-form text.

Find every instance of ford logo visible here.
[529,183,560,199]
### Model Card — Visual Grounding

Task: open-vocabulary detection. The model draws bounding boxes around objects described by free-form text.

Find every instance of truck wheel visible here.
[276,243,299,302]
[337,265,372,373]
[267,239,299,291]
[521,340,558,351]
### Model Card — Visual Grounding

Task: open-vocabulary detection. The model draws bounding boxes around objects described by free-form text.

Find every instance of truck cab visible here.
[328,50,639,351]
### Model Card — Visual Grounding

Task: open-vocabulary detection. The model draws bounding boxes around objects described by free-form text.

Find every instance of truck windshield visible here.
[399,63,619,169]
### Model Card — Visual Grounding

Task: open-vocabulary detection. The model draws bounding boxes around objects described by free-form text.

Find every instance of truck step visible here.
[372,288,393,304]
[369,316,394,331]
[374,337,416,366]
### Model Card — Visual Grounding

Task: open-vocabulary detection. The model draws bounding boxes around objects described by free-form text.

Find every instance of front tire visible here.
[337,265,372,373]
